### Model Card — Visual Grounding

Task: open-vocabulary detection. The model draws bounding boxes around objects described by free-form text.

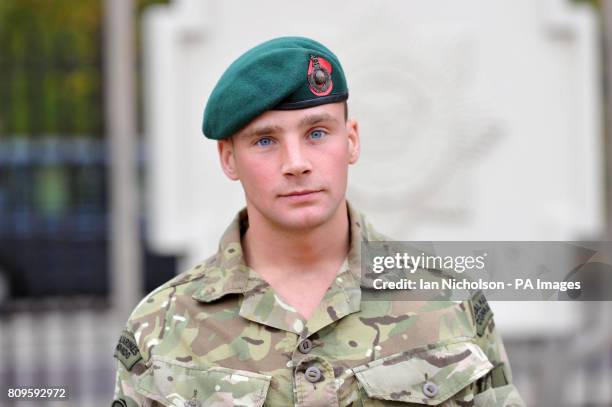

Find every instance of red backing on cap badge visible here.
[307,55,333,96]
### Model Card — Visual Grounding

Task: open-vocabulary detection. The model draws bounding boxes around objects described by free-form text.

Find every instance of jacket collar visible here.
[191,201,382,303]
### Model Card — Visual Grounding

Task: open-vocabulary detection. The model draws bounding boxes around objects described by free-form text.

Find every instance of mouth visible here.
[279,189,323,198]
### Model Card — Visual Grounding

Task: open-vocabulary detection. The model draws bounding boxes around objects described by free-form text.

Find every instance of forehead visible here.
[236,102,344,139]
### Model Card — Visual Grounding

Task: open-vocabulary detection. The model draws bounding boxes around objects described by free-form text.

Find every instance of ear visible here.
[217,139,239,180]
[346,119,360,164]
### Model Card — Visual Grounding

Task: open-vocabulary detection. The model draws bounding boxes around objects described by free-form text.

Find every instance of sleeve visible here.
[111,328,160,407]
[112,360,146,407]
[470,292,527,407]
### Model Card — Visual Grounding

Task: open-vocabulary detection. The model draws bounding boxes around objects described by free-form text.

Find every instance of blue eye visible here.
[309,130,326,140]
[256,137,273,147]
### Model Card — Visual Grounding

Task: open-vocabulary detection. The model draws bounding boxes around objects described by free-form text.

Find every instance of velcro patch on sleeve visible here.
[114,329,143,371]
[472,290,493,337]
[490,362,509,387]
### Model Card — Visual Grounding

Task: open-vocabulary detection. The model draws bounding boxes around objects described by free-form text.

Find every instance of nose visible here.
[281,137,312,176]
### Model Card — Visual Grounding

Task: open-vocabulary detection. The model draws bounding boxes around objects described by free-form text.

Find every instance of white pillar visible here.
[104,0,142,320]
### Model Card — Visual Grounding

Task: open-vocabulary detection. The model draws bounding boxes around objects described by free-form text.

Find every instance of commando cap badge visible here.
[307,55,333,96]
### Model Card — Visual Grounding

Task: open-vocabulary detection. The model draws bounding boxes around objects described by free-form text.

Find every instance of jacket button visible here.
[298,339,313,354]
[304,366,322,383]
[422,381,438,398]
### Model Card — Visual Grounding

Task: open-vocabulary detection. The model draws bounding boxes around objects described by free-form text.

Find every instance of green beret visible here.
[202,36,349,140]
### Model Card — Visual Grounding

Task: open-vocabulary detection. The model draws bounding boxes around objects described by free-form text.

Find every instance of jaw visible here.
[245,190,345,233]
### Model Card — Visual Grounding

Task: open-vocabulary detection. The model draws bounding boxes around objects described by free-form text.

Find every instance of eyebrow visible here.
[239,124,283,140]
[299,113,338,127]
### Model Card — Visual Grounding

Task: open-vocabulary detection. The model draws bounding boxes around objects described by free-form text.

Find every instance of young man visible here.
[112,37,525,407]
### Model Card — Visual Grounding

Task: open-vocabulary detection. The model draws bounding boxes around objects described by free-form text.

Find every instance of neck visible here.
[242,201,350,274]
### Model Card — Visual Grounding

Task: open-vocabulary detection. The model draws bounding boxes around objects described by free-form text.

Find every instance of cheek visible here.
[324,141,350,170]
[237,156,276,190]
[317,143,350,185]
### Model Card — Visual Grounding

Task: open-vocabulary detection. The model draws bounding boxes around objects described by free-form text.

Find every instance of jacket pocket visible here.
[135,356,272,407]
[353,341,493,406]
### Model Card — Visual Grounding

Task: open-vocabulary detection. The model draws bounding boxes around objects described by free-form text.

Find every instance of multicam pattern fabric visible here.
[113,203,525,407]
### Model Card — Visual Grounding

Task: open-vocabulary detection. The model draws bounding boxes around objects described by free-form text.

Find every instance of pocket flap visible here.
[353,341,493,405]
[136,356,272,407]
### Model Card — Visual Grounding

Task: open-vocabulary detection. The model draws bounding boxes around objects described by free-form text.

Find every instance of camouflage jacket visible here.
[113,203,526,407]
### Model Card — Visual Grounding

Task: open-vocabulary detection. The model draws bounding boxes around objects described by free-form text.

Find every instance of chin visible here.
[271,202,335,231]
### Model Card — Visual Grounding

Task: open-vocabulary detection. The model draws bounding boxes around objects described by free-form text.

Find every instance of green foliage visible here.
[573,0,601,10]
[0,0,102,136]
[0,0,168,137]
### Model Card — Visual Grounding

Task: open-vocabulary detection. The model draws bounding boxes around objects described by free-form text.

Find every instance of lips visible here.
[279,189,322,197]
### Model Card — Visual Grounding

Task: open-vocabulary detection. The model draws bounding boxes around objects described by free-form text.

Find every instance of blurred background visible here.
[0,0,611,406]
